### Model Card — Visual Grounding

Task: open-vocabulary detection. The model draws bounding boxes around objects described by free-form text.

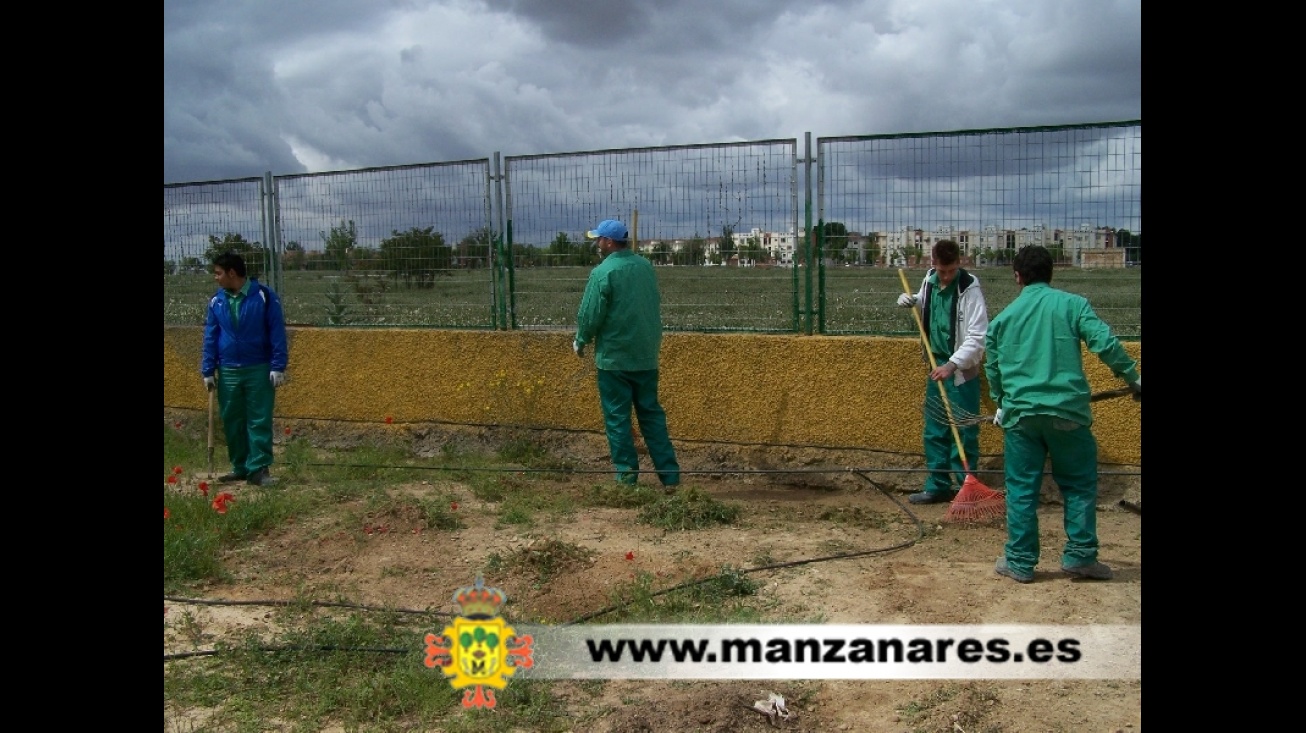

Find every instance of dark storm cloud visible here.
[164,0,1140,184]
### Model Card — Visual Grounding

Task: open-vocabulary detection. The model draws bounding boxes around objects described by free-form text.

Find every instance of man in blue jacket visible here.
[573,219,680,489]
[201,251,289,487]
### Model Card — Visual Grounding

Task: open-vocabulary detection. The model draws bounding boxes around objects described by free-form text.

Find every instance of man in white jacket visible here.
[895,240,990,504]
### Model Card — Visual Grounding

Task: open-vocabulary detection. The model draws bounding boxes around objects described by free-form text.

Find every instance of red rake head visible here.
[942,474,1006,524]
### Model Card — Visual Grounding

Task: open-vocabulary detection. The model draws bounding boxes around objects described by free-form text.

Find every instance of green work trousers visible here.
[217,364,276,477]
[596,369,680,486]
[922,375,980,494]
[1002,415,1100,575]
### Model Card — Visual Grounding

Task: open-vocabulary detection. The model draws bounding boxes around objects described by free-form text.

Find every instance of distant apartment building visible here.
[646,222,1123,268]
[729,228,798,265]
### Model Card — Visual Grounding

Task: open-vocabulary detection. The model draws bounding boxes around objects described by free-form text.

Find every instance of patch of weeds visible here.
[468,476,509,502]
[279,433,314,481]
[818,505,896,531]
[499,436,548,464]
[317,443,429,486]
[703,565,759,597]
[165,611,460,731]
[443,679,571,733]
[899,683,1001,733]
[584,482,661,508]
[491,481,576,528]
[497,502,535,527]
[636,486,741,530]
[171,608,207,648]
[497,436,576,475]
[498,538,598,585]
[351,493,466,535]
[164,485,306,593]
[466,471,532,503]
[751,548,777,566]
[603,565,762,622]
[418,495,464,530]
[163,424,208,473]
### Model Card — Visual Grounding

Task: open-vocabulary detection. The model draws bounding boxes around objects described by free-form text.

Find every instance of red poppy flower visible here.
[198,481,209,497]
[164,507,170,520]
[173,466,183,475]
[173,421,182,429]
[625,551,635,561]
[166,475,178,484]
[284,427,292,435]
[450,502,459,511]
[211,493,235,514]
[385,416,394,424]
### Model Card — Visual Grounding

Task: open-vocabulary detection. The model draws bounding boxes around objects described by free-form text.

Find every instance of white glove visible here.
[992,408,1004,426]
[269,371,286,388]
[573,340,585,358]
[1130,377,1141,400]
[896,293,918,308]
[203,376,216,392]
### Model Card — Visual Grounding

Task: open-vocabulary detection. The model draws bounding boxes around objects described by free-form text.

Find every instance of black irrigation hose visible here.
[162,595,455,617]
[164,645,409,661]
[165,404,923,458]
[563,471,924,625]
[299,462,1142,478]
[165,413,1141,661]
[164,404,1143,473]
[165,471,929,660]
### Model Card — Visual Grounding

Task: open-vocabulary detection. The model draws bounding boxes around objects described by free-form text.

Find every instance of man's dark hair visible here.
[932,239,960,265]
[1013,245,1053,285]
[213,251,247,277]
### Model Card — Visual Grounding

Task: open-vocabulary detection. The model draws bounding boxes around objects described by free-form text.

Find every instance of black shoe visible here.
[995,556,1034,583]
[217,472,247,483]
[246,468,278,487]
[908,490,955,505]
[1062,561,1113,580]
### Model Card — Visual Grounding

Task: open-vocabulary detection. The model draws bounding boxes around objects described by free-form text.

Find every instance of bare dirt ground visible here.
[164,416,1142,732]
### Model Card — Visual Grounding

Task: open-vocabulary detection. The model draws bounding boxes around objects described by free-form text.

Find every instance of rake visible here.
[207,388,217,478]
[897,269,1004,524]
[924,386,1137,428]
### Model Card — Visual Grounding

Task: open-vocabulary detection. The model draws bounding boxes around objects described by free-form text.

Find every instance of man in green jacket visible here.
[985,245,1140,583]
[574,219,681,489]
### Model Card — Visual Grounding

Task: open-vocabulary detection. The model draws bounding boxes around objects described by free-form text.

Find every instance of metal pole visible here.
[803,132,814,335]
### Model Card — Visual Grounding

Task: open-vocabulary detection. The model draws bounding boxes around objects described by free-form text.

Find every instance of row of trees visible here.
[168,222,1141,281]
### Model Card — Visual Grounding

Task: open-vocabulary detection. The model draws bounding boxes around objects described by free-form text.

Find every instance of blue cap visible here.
[586,219,628,241]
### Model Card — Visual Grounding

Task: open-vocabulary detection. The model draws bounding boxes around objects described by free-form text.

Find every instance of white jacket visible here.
[911,268,990,386]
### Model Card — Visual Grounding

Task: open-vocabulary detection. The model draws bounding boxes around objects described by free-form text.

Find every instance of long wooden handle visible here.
[898,269,971,471]
[207,389,216,469]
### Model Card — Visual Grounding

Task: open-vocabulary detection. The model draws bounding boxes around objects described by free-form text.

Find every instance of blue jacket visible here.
[201,279,289,376]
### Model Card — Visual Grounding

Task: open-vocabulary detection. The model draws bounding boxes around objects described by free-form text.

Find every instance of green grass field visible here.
[164,264,1141,339]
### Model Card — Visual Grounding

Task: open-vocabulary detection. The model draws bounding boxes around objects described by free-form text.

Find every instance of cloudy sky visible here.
[163,0,1141,185]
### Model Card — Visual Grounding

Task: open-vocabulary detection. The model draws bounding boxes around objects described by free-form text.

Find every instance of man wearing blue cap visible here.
[574,219,681,489]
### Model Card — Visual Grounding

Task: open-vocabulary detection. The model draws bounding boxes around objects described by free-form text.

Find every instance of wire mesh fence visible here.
[503,141,799,332]
[817,122,1141,335]
[163,122,1140,338]
[164,177,268,326]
